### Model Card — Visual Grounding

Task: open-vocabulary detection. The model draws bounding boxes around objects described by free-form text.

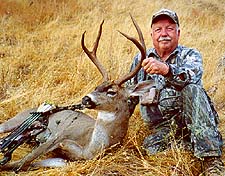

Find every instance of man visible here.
[128,9,224,175]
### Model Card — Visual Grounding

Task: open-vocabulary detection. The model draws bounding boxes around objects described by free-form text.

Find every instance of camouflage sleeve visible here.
[165,48,203,89]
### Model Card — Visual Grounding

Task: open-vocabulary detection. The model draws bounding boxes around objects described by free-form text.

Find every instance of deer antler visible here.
[81,20,109,82]
[115,15,146,86]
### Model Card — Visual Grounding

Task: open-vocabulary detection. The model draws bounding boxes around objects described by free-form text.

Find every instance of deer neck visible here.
[95,110,130,145]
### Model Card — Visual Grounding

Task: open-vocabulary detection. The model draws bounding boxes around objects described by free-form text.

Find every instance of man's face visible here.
[151,17,180,54]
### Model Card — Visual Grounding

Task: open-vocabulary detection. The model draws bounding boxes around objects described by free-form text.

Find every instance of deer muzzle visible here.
[82,96,96,109]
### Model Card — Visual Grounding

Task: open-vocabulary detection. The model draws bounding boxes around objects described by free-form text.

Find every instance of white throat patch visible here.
[98,111,116,121]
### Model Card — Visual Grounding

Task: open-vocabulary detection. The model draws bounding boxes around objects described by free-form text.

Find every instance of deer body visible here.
[0,16,155,171]
[0,81,144,171]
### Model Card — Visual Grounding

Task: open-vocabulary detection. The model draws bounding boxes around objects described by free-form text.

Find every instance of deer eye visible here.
[107,89,117,97]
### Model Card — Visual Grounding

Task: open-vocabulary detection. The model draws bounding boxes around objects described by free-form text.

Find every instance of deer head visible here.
[81,15,155,114]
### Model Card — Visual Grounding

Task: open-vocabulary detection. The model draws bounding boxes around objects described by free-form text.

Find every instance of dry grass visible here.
[0,0,224,175]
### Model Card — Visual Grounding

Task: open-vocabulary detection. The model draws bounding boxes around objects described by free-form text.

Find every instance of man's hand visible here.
[142,57,169,76]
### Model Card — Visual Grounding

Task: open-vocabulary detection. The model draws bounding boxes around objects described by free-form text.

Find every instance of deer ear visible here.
[129,80,156,97]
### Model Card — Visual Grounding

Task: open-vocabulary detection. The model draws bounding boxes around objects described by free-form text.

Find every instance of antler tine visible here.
[81,20,109,81]
[115,15,146,86]
[130,14,146,52]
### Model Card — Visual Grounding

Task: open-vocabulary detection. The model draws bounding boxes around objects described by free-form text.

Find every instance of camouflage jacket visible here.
[127,45,204,125]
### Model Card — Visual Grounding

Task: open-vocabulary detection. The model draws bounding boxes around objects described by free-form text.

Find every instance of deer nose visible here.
[82,96,96,109]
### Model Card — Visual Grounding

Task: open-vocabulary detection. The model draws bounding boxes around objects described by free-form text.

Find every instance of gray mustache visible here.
[158,37,171,42]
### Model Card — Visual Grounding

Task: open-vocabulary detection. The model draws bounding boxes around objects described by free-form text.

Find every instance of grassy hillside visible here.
[0,0,224,175]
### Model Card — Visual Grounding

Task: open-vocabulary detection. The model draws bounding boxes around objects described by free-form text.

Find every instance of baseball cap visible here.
[151,8,179,27]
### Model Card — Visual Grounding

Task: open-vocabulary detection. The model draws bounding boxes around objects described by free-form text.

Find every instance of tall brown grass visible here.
[0,0,224,175]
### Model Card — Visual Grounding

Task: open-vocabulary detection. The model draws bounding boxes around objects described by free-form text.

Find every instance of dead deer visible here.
[0,16,155,171]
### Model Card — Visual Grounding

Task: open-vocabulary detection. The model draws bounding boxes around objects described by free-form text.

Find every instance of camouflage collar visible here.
[147,45,181,60]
